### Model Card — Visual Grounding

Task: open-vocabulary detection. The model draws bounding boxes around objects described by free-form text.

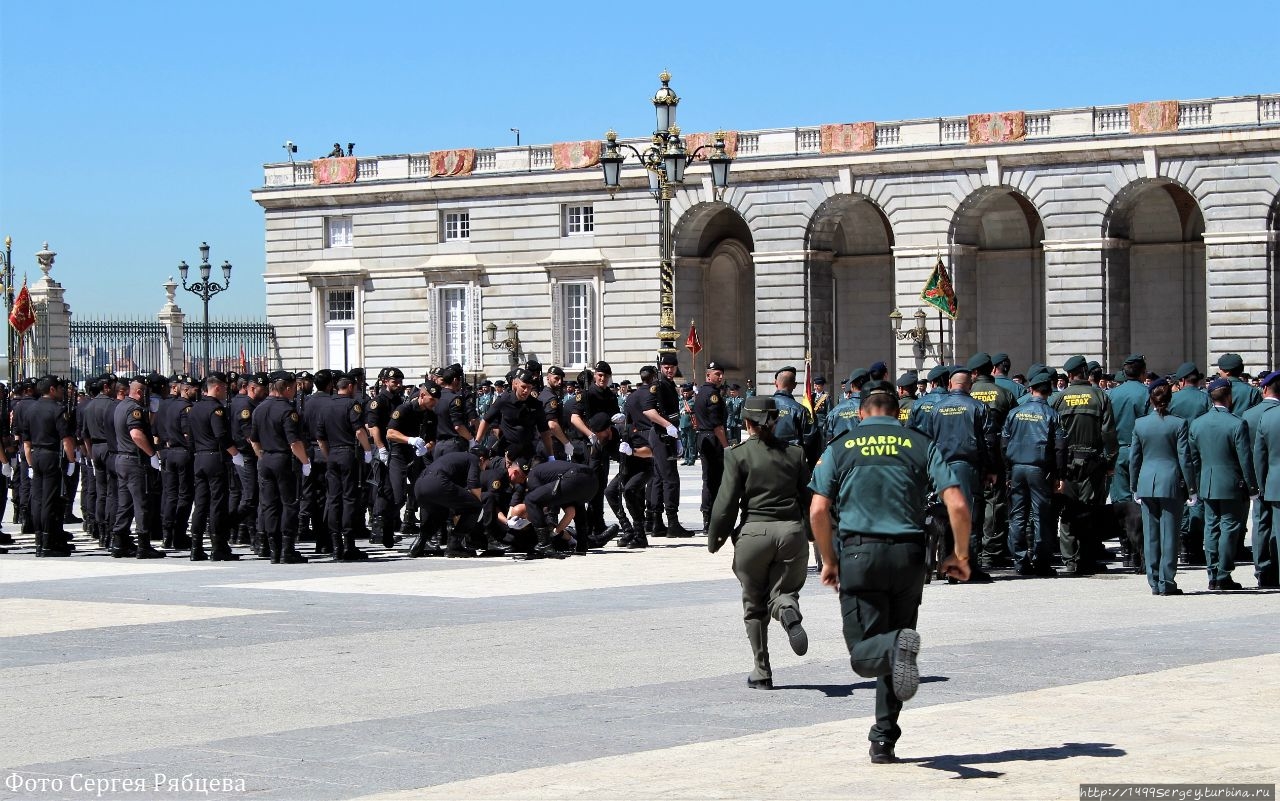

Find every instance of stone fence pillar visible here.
[27,242,72,378]
[157,277,185,375]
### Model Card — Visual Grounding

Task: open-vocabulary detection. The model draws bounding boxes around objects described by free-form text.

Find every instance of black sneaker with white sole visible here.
[891,628,921,701]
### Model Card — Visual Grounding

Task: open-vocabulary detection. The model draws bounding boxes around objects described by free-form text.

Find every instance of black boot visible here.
[483,533,510,556]
[171,529,192,550]
[64,508,83,524]
[369,515,383,544]
[136,533,166,559]
[666,512,695,538]
[189,530,209,561]
[445,532,474,558]
[210,526,241,561]
[593,524,621,548]
[407,531,429,558]
[648,512,667,538]
[111,532,138,558]
[281,535,309,564]
[162,528,174,549]
[525,527,554,559]
[626,530,649,549]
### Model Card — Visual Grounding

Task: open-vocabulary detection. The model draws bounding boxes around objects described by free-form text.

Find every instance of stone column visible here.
[806,251,835,381]
[752,251,808,388]
[1040,238,1119,369]
[27,242,72,378]
[157,277,186,375]
[1202,229,1277,370]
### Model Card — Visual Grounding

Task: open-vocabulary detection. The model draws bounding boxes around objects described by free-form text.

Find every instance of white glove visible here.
[1250,493,1260,501]
[507,516,530,531]
[665,424,679,439]
[232,453,245,468]
[66,462,76,477]
[548,455,557,462]
[611,413,626,425]
[1133,495,1142,505]
[469,439,479,450]
[27,467,33,479]
[675,440,684,458]
[302,462,312,477]
[414,444,430,458]
[588,433,599,447]
[149,454,162,471]
[377,447,389,464]
[1,462,11,478]
[408,436,425,450]
[619,441,633,456]
[363,450,374,464]
[1187,494,1199,507]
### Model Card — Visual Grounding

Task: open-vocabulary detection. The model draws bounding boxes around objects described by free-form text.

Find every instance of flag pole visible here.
[690,319,698,380]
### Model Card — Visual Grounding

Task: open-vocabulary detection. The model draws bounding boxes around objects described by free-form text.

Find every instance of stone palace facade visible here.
[253,94,1280,388]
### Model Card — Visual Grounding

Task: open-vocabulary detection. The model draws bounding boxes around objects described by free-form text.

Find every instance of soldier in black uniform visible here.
[83,374,121,550]
[365,367,405,545]
[569,361,621,544]
[315,374,374,561]
[538,366,574,461]
[610,365,658,547]
[20,377,77,557]
[641,353,694,537]
[11,380,36,534]
[0,382,12,552]
[183,374,242,561]
[412,450,486,557]
[512,457,603,558]
[475,369,554,459]
[229,373,267,553]
[434,366,475,458]
[694,360,730,530]
[250,370,312,564]
[298,369,332,554]
[383,383,440,551]
[112,375,165,559]
[156,374,195,550]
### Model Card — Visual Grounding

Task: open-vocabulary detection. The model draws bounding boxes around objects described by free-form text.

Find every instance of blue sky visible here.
[1,0,1274,318]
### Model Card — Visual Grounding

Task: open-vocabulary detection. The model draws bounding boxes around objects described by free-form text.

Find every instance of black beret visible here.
[659,354,679,366]
[514,369,535,383]
[384,367,405,381]
[706,360,725,371]
[588,412,614,433]
[547,366,565,378]
[422,384,442,398]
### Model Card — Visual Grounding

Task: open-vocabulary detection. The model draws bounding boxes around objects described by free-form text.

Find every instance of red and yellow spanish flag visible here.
[8,278,35,333]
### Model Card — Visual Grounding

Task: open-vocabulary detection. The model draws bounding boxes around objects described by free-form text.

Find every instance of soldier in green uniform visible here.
[906,365,949,433]
[1109,355,1153,568]
[708,397,811,690]
[809,380,972,765]
[812,377,831,433]
[1001,369,1067,576]
[992,353,1027,400]
[1050,356,1117,576]
[725,384,745,444]
[1217,353,1262,417]
[1250,371,1280,588]
[1240,371,1280,576]
[1170,362,1211,564]
[1188,378,1255,591]
[969,352,1017,568]
[1130,378,1196,595]
[895,372,918,425]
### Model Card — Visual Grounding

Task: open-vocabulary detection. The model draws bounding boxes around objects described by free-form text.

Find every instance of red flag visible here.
[685,322,702,356]
[8,279,35,333]
[240,346,247,373]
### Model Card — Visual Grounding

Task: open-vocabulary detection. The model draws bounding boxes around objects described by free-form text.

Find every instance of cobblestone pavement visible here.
[2,463,1277,800]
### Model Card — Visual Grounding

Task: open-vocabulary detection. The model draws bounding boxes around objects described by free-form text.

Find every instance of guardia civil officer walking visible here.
[1130,378,1196,595]
[1000,368,1066,576]
[707,396,810,690]
[809,380,972,764]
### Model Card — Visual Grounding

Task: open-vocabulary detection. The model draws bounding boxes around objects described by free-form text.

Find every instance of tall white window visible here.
[325,216,353,248]
[439,287,468,366]
[442,210,470,241]
[554,281,594,369]
[563,204,594,236]
[325,288,357,369]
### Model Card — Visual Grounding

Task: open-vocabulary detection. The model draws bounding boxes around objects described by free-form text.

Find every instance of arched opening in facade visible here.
[1105,180,1206,374]
[672,202,756,387]
[807,194,895,379]
[950,188,1046,372]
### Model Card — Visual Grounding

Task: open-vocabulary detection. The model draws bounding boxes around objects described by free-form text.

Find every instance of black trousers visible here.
[257,452,298,543]
[646,429,681,515]
[605,455,651,527]
[30,450,65,548]
[79,458,95,525]
[16,448,31,523]
[92,445,118,539]
[698,431,724,519]
[298,446,326,530]
[325,447,361,540]
[192,452,229,546]
[414,470,484,534]
[235,455,259,531]
[525,469,599,528]
[160,447,194,538]
[114,454,160,544]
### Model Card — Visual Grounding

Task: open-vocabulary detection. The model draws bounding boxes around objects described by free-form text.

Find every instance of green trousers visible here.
[731,520,808,682]
[1203,498,1246,581]
[1258,501,1280,586]
[1141,496,1182,593]
[838,535,926,745]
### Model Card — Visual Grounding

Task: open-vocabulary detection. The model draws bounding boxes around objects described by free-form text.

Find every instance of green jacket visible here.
[1229,377,1262,418]
[1253,404,1280,501]
[708,435,809,552]
[1240,398,1280,479]
[1131,411,1195,498]
[1168,386,1211,422]
[1109,378,1151,447]
[1189,406,1256,500]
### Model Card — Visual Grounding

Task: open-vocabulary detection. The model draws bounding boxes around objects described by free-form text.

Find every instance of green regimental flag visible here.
[920,256,958,319]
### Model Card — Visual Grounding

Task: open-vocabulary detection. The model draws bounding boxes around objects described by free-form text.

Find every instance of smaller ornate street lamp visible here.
[889,307,930,343]
[486,320,522,367]
[178,241,232,376]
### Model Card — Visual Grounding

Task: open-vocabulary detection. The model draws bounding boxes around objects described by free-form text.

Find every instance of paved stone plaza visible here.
[3,464,1278,800]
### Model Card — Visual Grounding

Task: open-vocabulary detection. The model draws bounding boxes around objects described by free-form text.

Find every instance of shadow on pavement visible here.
[903,741,1125,779]
[776,676,949,697]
